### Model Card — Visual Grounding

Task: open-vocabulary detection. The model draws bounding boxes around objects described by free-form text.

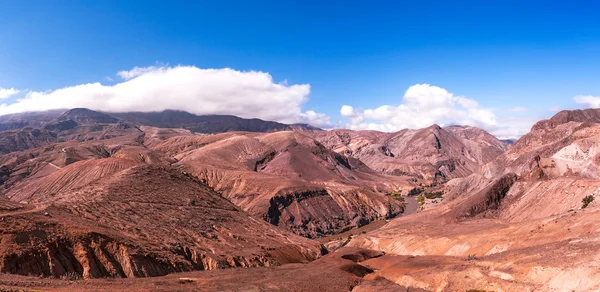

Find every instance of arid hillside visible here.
[0,107,523,289]
[0,163,324,279]
[0,108,512,240]
[153,130,410,238]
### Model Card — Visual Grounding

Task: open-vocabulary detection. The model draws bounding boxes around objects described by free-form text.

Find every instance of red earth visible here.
[2,108,599,291]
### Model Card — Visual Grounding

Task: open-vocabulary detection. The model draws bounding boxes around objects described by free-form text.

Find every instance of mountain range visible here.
[1,107,599,291]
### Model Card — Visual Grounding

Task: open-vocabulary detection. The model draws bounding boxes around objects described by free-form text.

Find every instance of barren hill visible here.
[154,130,410,238]
[0,164,323,279]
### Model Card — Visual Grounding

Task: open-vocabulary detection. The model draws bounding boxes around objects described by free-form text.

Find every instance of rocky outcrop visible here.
[454,173,518,218]
[265,188,403,238]
[0,222,319,279]
[0,231,178,278]
[266,189,346,238]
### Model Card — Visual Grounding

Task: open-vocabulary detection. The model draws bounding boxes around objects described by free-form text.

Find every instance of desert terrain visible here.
[0,108,599,291]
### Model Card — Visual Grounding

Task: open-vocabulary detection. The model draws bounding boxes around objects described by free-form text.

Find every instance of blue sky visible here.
[1,1,600,138]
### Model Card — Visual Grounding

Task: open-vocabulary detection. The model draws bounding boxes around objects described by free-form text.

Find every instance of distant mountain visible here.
[0,108,322,134]
[110,110,321,133]
[0,128,58,154]
[58,108,120,125]
[44,108,121,132]
[308,124,509,184]
[0,110,65,131]
[290,123,323,131]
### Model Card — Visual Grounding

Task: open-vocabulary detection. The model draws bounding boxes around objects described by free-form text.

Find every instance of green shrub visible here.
[424,191,443,199]
[416,195,425,205]
[582,195,594,209]
[386,190,404,201]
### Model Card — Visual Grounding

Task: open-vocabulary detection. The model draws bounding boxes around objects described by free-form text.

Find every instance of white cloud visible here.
[0,66,330,128]
[340,83,533,139]
[574,95,600,108]
[298,110,330,126]
[483,116,540,140]
[0,88,20,99]
[340,105,356,117]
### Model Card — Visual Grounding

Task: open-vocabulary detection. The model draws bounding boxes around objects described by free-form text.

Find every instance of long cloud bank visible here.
[1,67,566,138]
[0,66,331,127]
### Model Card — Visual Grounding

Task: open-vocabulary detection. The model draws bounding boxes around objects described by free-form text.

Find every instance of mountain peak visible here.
[59,108,120,124]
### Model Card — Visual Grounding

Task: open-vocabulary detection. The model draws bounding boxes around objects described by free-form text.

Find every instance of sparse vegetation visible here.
[582,195,594,209]
[423,191,443,199]
[416,195,425,205]
[407,187,423,196]
[386,190,404,201]
[465,254,477,261]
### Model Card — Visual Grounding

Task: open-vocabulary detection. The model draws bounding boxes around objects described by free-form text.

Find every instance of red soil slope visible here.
[0,164,323,279]
[154,131,410,238]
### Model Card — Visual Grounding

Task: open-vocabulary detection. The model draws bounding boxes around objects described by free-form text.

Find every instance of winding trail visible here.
[0,203,47,217]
